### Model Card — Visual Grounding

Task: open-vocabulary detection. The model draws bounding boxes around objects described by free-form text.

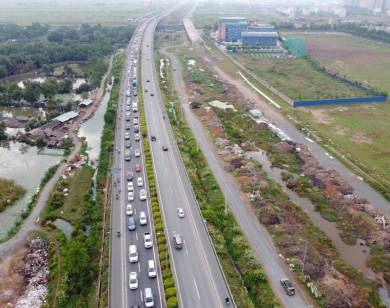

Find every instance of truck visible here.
[133,80,137,87]
[126,90,131,97]
[144,232,152,248]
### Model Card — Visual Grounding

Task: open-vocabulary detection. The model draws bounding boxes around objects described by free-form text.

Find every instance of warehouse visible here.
[241,32,278,46]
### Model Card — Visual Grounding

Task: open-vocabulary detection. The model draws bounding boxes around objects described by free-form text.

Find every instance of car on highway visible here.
[126,106,130,111]
[126,115,131,121]
[173,234,182,249]
[125,141,131,148]
[137,177,143,187]
[144,288,154,308]
[134,125,140,133]
[135,164,141,172]
[126,124,130,130]
[177,207,185,218]
[144,232,152,248]
[162,145,168,151]
[128,217,136,231]
[126,204,133,216]
[145,88,148,92]
[125,132,130,140]
[150,93,154,96]
[134,113,139,118]
[127,171,133,181]
[128,191,134,201]
[134,149,140,157]
[140,189,147,201]
[129,272,138,290]
[128,244,138,261]
[140,211,147,224]
[151,135,156,141]
[128,182,134,192]
[280,278,295,296]
[148,260,157,278]
[146,79,150,82]
[135,134,140,141]
[133,118,138,125]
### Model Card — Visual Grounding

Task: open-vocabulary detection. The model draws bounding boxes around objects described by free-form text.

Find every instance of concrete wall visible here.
[294,96,387,107]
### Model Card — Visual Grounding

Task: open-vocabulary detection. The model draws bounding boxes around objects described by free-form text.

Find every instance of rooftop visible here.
[52,111,79,123]
[241,32,278,37]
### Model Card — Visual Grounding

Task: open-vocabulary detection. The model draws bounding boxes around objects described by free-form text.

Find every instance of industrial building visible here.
[218,17,277,46]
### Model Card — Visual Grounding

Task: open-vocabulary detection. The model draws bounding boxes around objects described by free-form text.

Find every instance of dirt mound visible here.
[274,141,295,153]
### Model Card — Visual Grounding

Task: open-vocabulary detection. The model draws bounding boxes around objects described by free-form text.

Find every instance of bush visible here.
[159,251,168,262]
[154,217,162,225]
[243,269,267,291]
[155,222,164,231]
[159,244,167,253]
[161,259,170,270]
[153,211,162,219]
[150,197,158,203]
[164,277,175,289]
[157,237,166,245]
[167,296,178,308]
[165,287,177,300]
[163,268,172,280]
[152,205,160,212]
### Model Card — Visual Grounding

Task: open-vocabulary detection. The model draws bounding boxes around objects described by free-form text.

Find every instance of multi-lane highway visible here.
[139,15,233,308]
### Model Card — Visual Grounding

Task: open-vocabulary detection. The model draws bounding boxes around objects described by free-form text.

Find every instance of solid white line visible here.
[165,166,168,175]
[194,278,200,300]
[185,240,189,255]
[305,137,314,143]
[170,185,173,195]
[138,263,141,272]
[136,233,138,241]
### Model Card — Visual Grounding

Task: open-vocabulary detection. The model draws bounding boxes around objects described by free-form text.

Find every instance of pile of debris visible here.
[62,154,87,178]
[15,238,49,308]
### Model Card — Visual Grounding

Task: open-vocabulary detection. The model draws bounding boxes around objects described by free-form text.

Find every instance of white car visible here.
[128,191,134,201]
[133,118,138,125]
[126,204,133,216]
[129,272,138,290]
[148,260,157,278]
[144,232,152,248]
[140,189,147,201]
[177,207,185,218]
[125,132,130,140]
[127,182,134,192]
[137,177,143,187]
[140,211,147,225]
[134,149,141,157]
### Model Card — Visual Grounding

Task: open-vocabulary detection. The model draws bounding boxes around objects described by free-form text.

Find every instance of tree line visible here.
[272,21,390,44]
[0,22,134,79]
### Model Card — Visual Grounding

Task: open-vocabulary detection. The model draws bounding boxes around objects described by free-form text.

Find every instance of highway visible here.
[140,15,233,308]
[110,20,164,308]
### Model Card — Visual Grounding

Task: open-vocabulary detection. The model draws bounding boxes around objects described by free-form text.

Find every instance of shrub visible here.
[243,269,267,291]
[159,244,167,253]
[154,217,162,225]
[151,197,158,203]
[152,205,160,212]
[164,277,175,289]
[244,249,260,269]
[155,222,164,232]
[165,287,177,300]
[167,296,178,308]
[163,268,172,280]
[159,251,168,262]
[157,237,166,245]
[161,259,170,270]
[153,212,162,219]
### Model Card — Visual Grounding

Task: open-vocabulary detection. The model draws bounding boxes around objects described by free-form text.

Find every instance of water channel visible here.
[0,142,63,240]
[248,151,376,279]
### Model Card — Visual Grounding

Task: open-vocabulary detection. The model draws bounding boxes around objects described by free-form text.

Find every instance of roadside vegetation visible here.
[0,178,26,212]
[158,28,386,306]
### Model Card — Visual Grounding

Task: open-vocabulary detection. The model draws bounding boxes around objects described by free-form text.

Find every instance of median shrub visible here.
[165,287,177,300]
[164,277,175,289]
[155,222,164,232]
[150,197,158,204]
[154,217,162,225]
[153,212,162,219]
[157,237,166,245]
[163,268,172,280]
[167,296,178,308]
[161,259,170,270]
[159,251,168,262]
[158,244,167,253]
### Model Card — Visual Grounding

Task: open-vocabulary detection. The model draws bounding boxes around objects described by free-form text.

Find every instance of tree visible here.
[76,83,90,94]
[41,78,58,99]
[0,65,7,78]
[47,31,64,43]
[58,79,73,93]
[35,137,46,148]
[7,83,23,103]
[63,64,73,76]
[0,121,6,140]
[23,81,41,104]
[81,91,89,99]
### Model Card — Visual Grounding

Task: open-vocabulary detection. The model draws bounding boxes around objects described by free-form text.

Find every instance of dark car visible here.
[150,93,154,96]
[125,141,131,148]
[127,171,133,181]
[162,145,168,151]
[128,217,136,231]
[151,136,156,141]
[280,278,295,296]
[126,124,131,130]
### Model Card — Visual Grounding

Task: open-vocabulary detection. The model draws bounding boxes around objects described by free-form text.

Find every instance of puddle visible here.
[249,150,376,279]
[53,218,73,240]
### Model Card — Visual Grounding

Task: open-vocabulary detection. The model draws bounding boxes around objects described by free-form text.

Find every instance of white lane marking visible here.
[170,185,173,195]
[138,263,141,272]
[194,278,200,300]
[140,289,143,302]
[136,233,138,241]
[305,137,314,143]
[185,240,188,255]
[165,166,168,175]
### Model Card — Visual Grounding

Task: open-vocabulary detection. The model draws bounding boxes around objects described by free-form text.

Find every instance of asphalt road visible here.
[161,48,312,308]
[140,16,233,308]
[110,20,164,308]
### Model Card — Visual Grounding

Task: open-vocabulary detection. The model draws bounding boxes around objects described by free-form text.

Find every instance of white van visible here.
[144,288,154,307]
[148,260,157,278]
[129,245,138,263]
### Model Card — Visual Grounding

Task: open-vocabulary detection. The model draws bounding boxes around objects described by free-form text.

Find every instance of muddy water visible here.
[53,218,73,240]
[249,151,376,279]
[0,142,63,240]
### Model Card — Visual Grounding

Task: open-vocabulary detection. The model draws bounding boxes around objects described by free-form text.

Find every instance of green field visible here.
[232,53,375,101]
[0,0,156,26]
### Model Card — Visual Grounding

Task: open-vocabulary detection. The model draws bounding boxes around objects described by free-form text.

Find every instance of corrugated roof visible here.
[52,111,79,123]
[78,99,93,107]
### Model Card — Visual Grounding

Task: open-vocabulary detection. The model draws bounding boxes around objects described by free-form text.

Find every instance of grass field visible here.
[232,53,375,101]
[299,33,390,95]
[0,0,155,26]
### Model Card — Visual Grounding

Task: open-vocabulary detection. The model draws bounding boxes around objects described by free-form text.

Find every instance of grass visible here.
[232,53,374,101]
[0,178,26,212]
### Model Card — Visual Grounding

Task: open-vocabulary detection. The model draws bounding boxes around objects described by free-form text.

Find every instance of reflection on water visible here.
[0,141,63,240]
[249,151,376,279]
[17,77,86,90]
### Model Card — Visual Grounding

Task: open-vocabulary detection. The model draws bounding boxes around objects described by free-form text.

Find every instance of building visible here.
[249,109,263,118]
[52,111,79,124]
[241,32,278,46]
[218,17,277,46]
